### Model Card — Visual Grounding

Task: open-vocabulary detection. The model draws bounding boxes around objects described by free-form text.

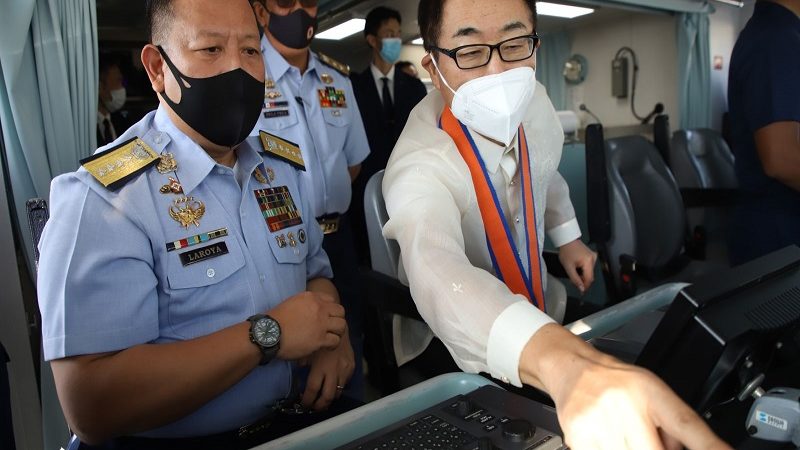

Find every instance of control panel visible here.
[337,385,563,450]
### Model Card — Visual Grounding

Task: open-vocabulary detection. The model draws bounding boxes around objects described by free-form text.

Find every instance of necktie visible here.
[381,77,394,122]
[102,118,113,144]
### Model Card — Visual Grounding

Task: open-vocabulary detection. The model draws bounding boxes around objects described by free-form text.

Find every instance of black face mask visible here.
[157,46,264,147]
[267,8,318,49]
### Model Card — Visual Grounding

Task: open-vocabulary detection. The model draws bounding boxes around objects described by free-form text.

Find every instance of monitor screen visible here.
[636,245,800,444]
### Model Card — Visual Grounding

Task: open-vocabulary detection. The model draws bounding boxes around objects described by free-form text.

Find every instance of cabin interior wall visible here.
[569,14,679,128]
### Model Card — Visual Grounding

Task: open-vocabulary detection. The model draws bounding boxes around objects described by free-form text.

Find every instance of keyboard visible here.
[336,385,564,450]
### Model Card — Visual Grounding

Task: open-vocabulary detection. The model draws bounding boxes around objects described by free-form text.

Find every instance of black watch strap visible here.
[247,314,280,365]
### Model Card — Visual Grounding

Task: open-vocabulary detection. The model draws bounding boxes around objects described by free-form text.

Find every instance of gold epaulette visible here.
[81,137,159,190]
[259,131,306,171]
[317,52,350,77]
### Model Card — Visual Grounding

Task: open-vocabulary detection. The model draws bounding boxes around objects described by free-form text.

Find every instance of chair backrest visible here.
[364,170,400,277]
[605,136,687,291]
[670,129,737,190]
[26,199,49,271]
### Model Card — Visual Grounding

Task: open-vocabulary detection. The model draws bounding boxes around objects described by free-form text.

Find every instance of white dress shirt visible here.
[382,82,581,386]
[370,63,395,104]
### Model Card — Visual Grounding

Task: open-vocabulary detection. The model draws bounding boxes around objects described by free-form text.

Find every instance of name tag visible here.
[264,110,290,119]
[179,242,229,266]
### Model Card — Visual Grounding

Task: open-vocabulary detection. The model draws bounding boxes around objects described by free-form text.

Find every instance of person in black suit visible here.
[351,6,428,264]
[96,56,134,148]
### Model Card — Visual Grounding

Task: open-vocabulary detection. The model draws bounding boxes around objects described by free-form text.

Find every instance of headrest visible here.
[556,110,580,135]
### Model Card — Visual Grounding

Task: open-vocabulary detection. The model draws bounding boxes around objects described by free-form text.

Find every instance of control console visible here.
[336,385,563,450]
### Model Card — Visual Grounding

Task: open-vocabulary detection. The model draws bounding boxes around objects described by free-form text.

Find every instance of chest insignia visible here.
[159,177,184,194]
[254,186,303,233]
[156,152,178,174]
[166,227,228,252]
[254,167,269,185]
[318,87,347,109]
[169,196,206,228]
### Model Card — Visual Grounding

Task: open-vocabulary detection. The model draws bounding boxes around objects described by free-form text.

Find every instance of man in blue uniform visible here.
[728,0,800,265]
[250,0,371,399]
[37,1,354,448]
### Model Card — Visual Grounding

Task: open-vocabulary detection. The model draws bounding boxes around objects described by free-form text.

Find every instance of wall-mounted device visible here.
[611,46,664,124]
[564,54,589,85]
[612,57,628,98]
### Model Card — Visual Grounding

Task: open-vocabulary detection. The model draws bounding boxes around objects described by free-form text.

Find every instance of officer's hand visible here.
[269,291,347,360]
[301,332,355,411]
[521,324,731,450]
[558,239,597,295]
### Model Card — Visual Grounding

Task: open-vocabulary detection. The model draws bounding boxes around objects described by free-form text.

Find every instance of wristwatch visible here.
[247,314,281,365]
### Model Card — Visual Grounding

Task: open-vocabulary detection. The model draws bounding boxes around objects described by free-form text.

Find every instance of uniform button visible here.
[259,274,266,282]
[515,217,520,223]
[153,133,162,144]
[241,212,247,218]
[207,268,216,278]
[510,180,516,185]
[217,168,226,175]
[501,376,509,383]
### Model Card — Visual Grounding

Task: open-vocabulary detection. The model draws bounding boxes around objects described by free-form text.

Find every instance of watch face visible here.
[254,317,280,347]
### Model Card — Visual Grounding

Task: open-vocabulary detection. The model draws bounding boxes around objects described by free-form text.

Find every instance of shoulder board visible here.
[81,137,159,190]
[258,131,306,171]
[317,52,350,77]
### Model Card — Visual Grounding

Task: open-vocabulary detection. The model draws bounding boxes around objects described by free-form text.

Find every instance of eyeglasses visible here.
[275,0,318,8]
[430,34,540,70]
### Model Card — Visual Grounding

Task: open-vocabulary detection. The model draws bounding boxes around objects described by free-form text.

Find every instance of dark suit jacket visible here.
[350,66,427,263]
[96,110,134,148]
[351,67,427,181]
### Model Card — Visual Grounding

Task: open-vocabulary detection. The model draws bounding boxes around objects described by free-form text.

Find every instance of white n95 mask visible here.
[430,54,536,146]
[104,87,127,113]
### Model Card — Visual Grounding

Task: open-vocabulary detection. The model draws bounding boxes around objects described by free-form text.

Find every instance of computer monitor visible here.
[636,245,800,443]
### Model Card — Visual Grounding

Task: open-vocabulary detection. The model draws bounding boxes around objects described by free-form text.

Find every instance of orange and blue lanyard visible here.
[439,107,546,311]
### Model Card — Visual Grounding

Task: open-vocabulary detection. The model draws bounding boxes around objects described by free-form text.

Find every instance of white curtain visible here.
[0,0,97,273]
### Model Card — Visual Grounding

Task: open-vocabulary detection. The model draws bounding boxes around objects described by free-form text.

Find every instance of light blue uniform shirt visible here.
[250,36,370,217]
[37,106,332,438]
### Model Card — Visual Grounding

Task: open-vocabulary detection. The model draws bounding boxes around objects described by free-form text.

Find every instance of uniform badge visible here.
[179,242,229,266]
[276,234,287,248]
[331,110,342,117]
[265,79,276,89]
[159,177,184,194]
[166,227,228,252]
[169,196,206,228]
[81,137,159,190]
[259,131,305,171]
[266,167,275,182]
[298,229,306,244]
[321,73,334,85]
[254,167,269,184]
[254,186,303,233]
[266,91,282,99]
[318,87,347,108]
[157,152,178,174]
[287,232,297,247]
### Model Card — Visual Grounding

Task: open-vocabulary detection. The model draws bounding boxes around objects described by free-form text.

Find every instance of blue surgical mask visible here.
[379,37,402,64]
